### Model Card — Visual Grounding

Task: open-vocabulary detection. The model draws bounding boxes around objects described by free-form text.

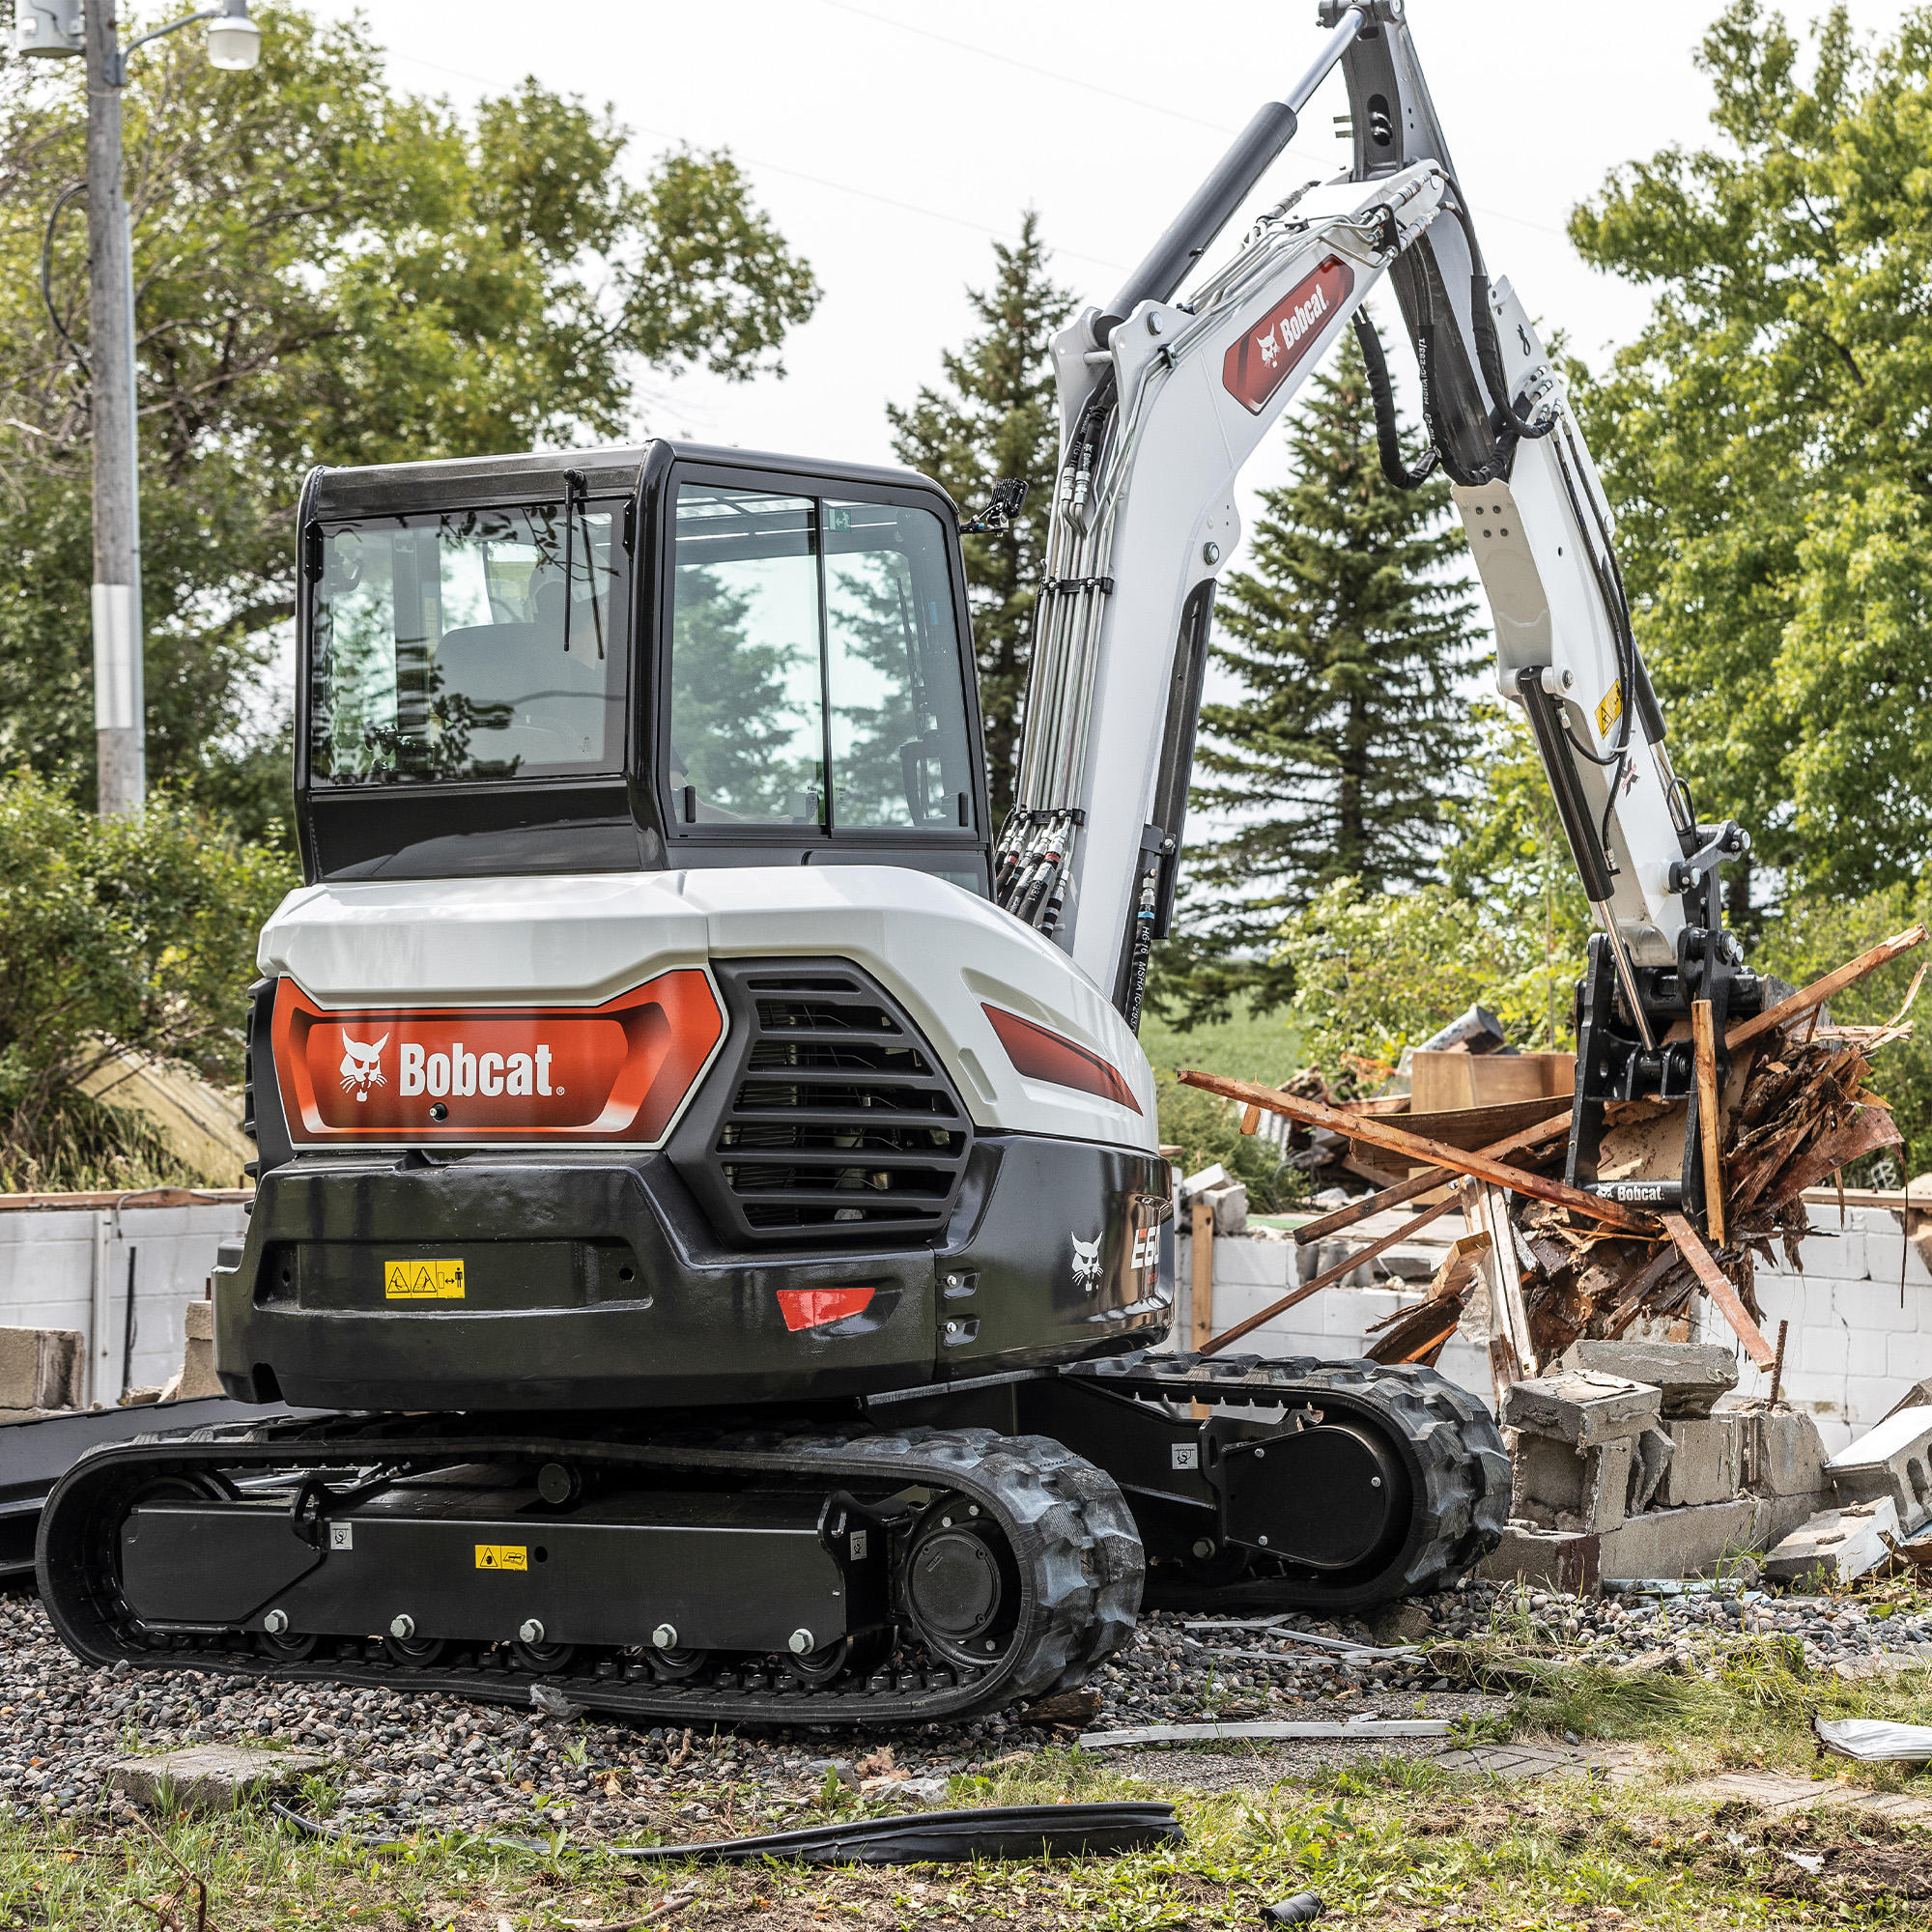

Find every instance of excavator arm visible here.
[996,0,1762,1213]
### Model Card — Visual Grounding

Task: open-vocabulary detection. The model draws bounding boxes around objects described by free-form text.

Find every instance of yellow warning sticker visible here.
[383,1258,466,1300]
[475,1544,527,1572]
[1596,679,1624,739]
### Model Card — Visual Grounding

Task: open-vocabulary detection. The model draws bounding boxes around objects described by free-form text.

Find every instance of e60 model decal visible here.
[272,971,725,1146]
[1223,256,1355,415]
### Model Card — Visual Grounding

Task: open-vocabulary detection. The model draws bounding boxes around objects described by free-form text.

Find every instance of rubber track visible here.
[36,1421,1143,1729]
[1066,1350,1511,1612]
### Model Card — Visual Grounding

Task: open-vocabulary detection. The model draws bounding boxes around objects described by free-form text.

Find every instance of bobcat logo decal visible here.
[1070,1234,1104,1296]
[338,1034,388,1102]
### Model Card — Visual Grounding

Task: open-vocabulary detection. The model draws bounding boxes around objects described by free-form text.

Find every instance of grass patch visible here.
[1,1755,1924,1931]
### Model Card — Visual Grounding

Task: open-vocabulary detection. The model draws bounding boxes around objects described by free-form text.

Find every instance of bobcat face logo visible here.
[338,1034,388,1102]
[1070,1234,1104,1296]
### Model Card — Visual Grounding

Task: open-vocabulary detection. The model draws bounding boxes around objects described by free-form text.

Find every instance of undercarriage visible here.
[38,1352,1505,1725]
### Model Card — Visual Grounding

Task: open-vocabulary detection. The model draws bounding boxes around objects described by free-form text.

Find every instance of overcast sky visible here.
[308,0,1916,496]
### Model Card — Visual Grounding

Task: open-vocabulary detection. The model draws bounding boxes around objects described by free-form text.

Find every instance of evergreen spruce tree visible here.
[1165,326,1485,1021]
[889,212,1075,817]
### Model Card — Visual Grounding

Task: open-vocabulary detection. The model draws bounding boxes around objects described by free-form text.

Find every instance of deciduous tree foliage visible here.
[0,3,817,835]
[1571,0,1932,905]
[889,212,1075,819]
[1163,328,1483,1023]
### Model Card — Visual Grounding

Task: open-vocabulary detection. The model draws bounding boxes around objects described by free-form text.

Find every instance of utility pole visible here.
[84,0,144,815]
[14,0,261,814]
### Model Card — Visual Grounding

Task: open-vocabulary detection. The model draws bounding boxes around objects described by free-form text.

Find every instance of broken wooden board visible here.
[1177,1070,1655,1235]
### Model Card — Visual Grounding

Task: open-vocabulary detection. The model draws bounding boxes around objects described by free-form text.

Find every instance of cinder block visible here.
[1660,1416,1744,1507]
[1476,1524,1601,1594]
[1599,1497,1758,1582]
[1765,1497,1900,1585]
[1374,1245,1439,1283]
[1802,1324,1851,1375]
[1859,1236,1932,1297]
[182,1299,213,1343]
[1847,1328,1890,1379]
[1512,1433,1634,1533]
[1749,1408,1832,1497]
[1212,1239,1291,1290]
[1501,1373,1662,1448]
[1557,1339,1738,1417]
[1829,1405,1932,1532]
[0,1327,84,1408]
[1801,1234,1867,1281]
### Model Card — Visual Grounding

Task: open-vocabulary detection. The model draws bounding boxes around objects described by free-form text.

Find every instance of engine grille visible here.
[687,964,974,1245]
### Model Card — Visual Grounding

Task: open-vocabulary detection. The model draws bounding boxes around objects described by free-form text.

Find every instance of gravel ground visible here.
[1,1574,1927,1839]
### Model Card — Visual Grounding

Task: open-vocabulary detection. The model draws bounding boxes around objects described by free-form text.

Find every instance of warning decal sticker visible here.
[474,1545,527,1572]
[1596,679,1624,740]
[383,1258,466,1300]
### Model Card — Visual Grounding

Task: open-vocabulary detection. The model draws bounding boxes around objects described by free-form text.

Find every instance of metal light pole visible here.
[16,1,261,815]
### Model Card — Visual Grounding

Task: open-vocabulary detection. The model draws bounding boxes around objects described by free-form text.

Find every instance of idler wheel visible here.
[647,1644,711,1683]
[901,1493,1020,1670]
[255,1626,320,1663]
[512,1637,577,1674]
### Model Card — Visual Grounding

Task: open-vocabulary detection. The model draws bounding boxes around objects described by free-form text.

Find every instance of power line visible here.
[381,47,1131,275]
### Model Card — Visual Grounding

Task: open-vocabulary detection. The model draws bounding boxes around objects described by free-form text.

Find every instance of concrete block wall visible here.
[1182,1202,1932,1445]
[1176,1226,1493,1410]
[1720,1205,1932,1455]
[0,1200,249,1403]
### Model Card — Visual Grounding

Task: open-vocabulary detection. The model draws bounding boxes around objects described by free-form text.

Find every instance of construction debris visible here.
[1811,1714,1932,1764]
[1765,1498,1901,1585]
[1825,1405,1932,1534]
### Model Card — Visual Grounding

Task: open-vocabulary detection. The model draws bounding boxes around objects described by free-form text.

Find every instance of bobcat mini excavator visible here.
[38,1,1762,1724]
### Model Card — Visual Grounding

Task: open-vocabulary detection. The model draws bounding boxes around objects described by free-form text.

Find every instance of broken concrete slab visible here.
[1501,1372,1662,1448]
[1659,1415,1746,1508]
[1597,1496,1758,1580]
[1513,1432,1634,1533]
[1746,1406,1832,1498]
[1882,1378,1932,1425]
[1828,1406,1932,1532]
[0,1327,84,1410]
[1475,1524,1601,1595]
[104,1743,330,1814]
[1558,1339,1738,1417]
[1764,1497,1901,1586]
[183,1299,213,1342]
[1630,1425,1674,1512]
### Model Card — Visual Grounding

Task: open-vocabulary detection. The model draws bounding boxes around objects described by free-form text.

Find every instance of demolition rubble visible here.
[1179,924,1932,1592]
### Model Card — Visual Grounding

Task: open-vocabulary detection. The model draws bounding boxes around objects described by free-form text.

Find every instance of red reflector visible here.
[981,1006,1143,1114]
[777,1286,876,1333]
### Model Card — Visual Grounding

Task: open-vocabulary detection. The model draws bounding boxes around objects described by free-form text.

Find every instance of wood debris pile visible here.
[1179,925,1929,1388]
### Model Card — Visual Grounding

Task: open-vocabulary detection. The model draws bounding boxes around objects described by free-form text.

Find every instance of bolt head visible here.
[519,1619,546,1645]
[1257,1534,1269,1547]
[1371,1475,1383,1489]
[1147,312,1164,336]
[652,1623,679,1650]
[389,1614,414,1640]
[264,1609,289,1635]
[788,1629,815,1655]
[1191,1538,1216,1560]
[1203,541,1221,565]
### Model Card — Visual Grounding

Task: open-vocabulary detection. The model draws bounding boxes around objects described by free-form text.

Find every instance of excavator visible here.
[38,0,1763,1725]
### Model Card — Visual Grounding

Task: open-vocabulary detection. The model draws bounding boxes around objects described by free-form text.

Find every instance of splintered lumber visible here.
[1178,1069,1653,1234]
[1660,1209,1777,1369]
[1293,1106,1574,1246]
[1200,1190,1463,1356]
[1729,924,1929,1050]
[1189,1200,1214,1352]
[1692,999,1726,1248]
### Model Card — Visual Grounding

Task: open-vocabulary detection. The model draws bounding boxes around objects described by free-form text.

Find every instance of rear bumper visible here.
[216,1135,1171,1410]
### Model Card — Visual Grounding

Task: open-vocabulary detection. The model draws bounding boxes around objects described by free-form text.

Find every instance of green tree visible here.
[888,211,1076,818]
[0,3,818,837]
[1569,1,1932,910]
[1165,327,1485,1022]
[0,768,298,1185]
